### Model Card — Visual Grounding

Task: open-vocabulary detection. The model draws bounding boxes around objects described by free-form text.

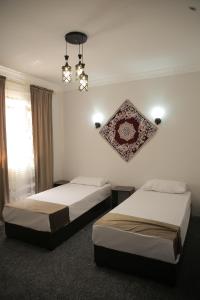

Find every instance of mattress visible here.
[3,183,111,232]
[92,189,191,264]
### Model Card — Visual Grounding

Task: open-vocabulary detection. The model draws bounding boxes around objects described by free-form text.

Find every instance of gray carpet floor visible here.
[0,217,200,300]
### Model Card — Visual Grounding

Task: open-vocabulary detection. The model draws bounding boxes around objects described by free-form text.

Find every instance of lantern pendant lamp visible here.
[62,49,72,83]
[79,71,88,91]
[75,44,85,80]
[62,31,88,91]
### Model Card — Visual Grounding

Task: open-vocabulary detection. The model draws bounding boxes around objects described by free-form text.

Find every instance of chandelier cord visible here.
[81,44,84,64]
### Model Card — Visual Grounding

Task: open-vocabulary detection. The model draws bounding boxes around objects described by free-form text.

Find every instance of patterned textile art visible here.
[100,100,157,161]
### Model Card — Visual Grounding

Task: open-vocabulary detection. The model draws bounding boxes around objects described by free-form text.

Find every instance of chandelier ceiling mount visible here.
[65,32,88,45]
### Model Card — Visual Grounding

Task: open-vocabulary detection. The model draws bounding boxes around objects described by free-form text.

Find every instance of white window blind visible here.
[5,81,35,201]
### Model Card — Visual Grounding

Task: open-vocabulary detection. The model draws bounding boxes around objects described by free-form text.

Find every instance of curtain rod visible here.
[0,75,6,80]
[30,85,54,93]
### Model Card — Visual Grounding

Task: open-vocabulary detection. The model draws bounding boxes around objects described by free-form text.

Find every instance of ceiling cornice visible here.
[0,65,64,93]
[1,63,200,93]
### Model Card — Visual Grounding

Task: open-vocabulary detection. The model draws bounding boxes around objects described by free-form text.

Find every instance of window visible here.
[5,81,35,201]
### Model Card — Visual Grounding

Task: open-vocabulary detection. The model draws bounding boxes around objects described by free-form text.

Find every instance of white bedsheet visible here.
[92,189,191,264]
[3,183,111,232]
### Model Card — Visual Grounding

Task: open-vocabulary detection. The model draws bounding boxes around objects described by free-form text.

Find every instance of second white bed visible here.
[92,188,191,264]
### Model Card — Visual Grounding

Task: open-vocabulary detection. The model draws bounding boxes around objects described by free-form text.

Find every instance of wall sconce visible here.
[151,107,165,125]
[155,118,161,125]
[92,113,104,129]
[95,122,101,128]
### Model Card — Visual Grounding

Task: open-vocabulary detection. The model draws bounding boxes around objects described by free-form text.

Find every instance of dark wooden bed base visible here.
[94,244,181,285]
[5,197,111,250]
[94,216,191,285]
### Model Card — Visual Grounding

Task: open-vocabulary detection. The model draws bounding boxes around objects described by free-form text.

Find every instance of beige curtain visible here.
[30,85,53,193]
[0,76,9,220]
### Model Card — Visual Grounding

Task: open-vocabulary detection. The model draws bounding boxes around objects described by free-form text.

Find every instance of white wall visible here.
[52,92,65,181]
[62,72,200,215]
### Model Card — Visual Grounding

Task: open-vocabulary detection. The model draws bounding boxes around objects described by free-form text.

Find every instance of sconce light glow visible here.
[92,113,104,129]
[151,107,165,119]
[92,113,104,124]
[151,106,165,125]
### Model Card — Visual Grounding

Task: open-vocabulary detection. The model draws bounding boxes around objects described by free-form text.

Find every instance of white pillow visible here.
[142,179,188,194]
[70,176,108,187]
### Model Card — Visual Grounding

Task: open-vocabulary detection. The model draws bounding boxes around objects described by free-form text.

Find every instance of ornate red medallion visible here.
[100,100,157,161]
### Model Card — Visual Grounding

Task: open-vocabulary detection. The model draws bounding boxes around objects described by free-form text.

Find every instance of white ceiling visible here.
[0,0,200,89]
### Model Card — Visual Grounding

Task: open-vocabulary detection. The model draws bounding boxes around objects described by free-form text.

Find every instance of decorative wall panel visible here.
[100,100,157,161]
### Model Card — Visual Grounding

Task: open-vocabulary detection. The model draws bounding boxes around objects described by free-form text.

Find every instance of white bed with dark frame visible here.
[92,179,191,284]
[3,177,111,250]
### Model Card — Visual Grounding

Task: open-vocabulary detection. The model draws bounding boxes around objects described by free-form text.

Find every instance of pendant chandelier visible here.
[62,31,88,91]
